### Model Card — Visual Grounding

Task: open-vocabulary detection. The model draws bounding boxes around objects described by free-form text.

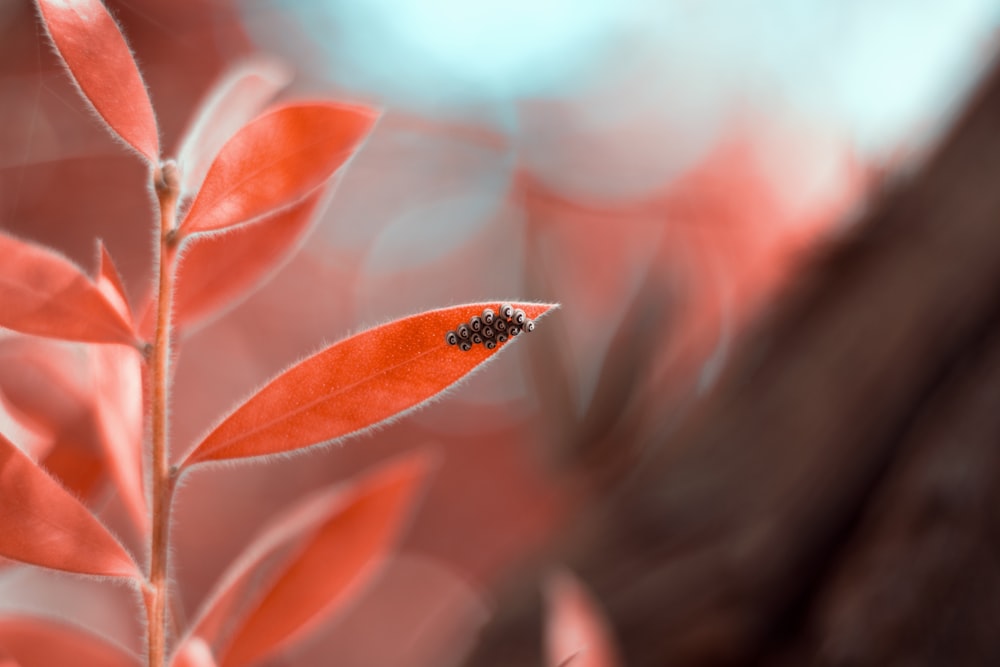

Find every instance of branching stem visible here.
[148,162,181,667]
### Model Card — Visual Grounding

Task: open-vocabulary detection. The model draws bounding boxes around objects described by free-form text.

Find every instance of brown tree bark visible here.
[466,55,1000,667]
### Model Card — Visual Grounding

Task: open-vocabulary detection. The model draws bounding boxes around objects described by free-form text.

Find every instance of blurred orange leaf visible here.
[0,232,136,346]
[174,453,431,667]
[176,56,293,198]
[545,570,622,667]
[0,337,109,501]
[35,0,159,163]
[0,432,139,579]
[0,615,139,667]
[170,638,217,667]
[91,343,146,534]
[90,244,146,531]
[179,302,554,467]
[174,187,327,331]
[178,102,377,235]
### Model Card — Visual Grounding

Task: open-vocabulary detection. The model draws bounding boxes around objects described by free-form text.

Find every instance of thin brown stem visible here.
[148,161,180,667]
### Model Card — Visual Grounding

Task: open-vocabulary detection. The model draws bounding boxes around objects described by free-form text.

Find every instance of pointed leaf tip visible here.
[95,241,132,326]
[0,433,140,580]
[178,102,378,236]
[180,302,554,467]
[36,0,159,163]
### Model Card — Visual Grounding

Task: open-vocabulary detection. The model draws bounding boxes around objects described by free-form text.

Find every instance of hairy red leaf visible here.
[178,102,377,235]
[0,615,139,667]
[0,432,139,579]
[179,302,554,467]
[173,453,430,667]
[94,241,132,326]
[35,0,159,163]
[545,570,621,667]
[174,187,327,331]
[0,232,136,346]
[176,56,293,198]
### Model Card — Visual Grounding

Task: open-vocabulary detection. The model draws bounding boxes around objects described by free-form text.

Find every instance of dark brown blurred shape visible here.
[466,53,1000,667]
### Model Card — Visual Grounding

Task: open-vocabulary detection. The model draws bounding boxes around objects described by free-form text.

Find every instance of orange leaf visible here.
[0,337,109,501]
[0,388,53,462]
[170,638,217,667]
[179,302,555,467]
[0,432,139,579]
[174,453,431,667]
[0,615,139,667]
[176,56,293,198]
[91,343,146,534]
[174,187,327,331]
[90,244,146,531]
[545,570,622,667]
[178,102,377,236]
[0,232,136,346]
[94,241,133,327]
[35,0,159,163]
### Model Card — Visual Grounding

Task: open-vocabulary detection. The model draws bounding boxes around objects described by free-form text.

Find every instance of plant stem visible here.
[149,162,180,667]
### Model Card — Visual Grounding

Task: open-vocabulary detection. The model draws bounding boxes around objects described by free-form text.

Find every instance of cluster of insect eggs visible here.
[446,304,536,351]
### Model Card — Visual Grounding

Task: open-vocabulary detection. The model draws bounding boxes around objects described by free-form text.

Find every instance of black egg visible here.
[457,324,471,339]
[513,309,526,326]
[485,339,496,350]
[494,318,507,332]
[508,326,520,337]
[482,308,495,325]
[500,303,514,319]
[470,316,483,332]
[445,331,458,345]
[471,333,483,344]
[459,340,473,352]
[496,333,508,343]
[482,326,494,339]
[524,319,536,332]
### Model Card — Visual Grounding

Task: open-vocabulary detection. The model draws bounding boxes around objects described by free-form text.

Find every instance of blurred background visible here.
[1,0,999,664]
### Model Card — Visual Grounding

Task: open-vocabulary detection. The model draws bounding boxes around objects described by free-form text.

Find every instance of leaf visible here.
[0,232,136,346]
[88,244,146,531]
[178,102,377,236]
[176,56,293,198]
[173,187,327,331]
[91,343,146,534]
[544,570,622,667]
[170,639,217,667]
[94,241,132,327]
[0,615,139,667]
[35,0,159,163]
[0,337,108,501]
[0,388,53,462]
[179,302,555,467]
[173,453,431,667]
[0,432,139,579]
